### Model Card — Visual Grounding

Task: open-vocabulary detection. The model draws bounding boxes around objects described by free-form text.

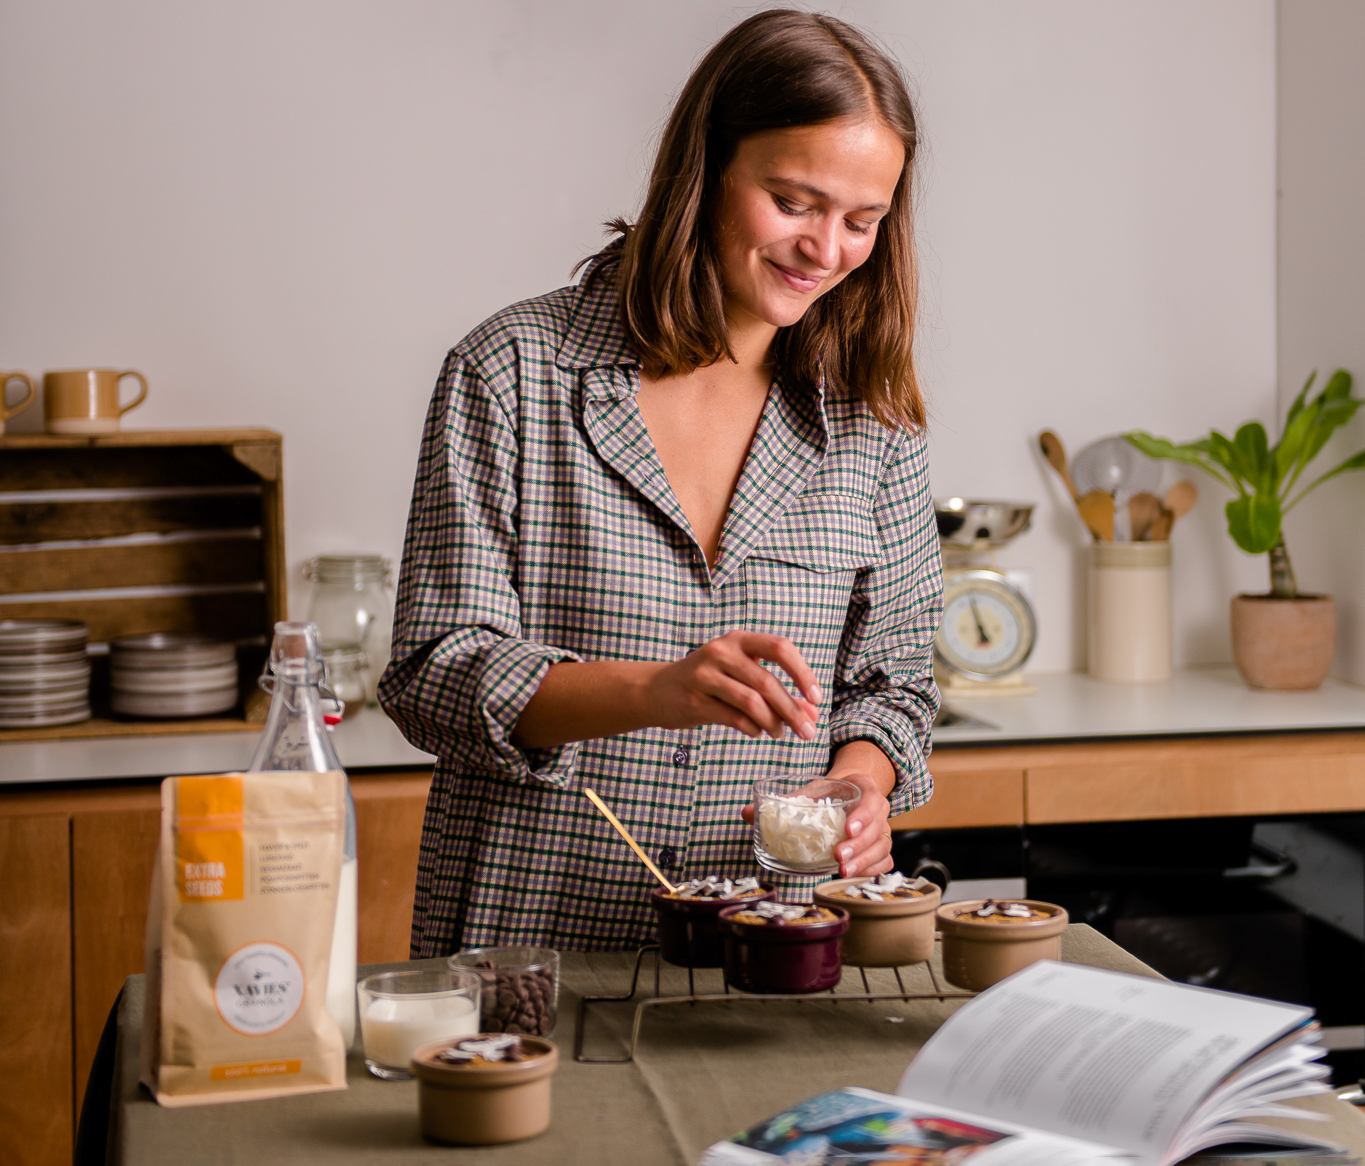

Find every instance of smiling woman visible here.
[379,9,944,955]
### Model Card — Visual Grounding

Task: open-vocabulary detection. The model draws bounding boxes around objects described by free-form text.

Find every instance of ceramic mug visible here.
[43,369,147,435]
[0,372,37,436]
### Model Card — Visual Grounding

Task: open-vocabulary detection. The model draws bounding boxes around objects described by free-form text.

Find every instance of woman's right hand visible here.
[643,631,821,741]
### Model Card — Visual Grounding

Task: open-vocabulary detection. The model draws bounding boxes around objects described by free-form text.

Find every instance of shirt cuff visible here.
[464,636,583,787]
[829,706,932,815]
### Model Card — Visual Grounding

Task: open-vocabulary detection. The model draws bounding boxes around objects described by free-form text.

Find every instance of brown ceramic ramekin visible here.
[813,876,941,967]
[936,899,1068,991]
[410,1035,558,1145]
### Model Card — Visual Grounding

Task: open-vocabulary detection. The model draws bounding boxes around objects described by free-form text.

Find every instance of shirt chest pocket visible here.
[751,493,883,574]
[740,494,881,665]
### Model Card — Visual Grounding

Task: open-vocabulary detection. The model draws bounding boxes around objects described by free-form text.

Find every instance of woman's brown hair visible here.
[587,8,922,430]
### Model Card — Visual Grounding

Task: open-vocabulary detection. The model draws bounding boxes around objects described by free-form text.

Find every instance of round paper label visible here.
[214,941,305,1036]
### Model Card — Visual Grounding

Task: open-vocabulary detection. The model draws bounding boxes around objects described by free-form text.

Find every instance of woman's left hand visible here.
[830,770,894,878]
[739,741,897,878]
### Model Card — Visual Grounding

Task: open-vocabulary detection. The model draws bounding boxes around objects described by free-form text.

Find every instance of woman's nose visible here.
[797,217,840,272]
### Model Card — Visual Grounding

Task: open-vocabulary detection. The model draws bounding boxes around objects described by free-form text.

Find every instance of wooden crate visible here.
[0,428,286,741]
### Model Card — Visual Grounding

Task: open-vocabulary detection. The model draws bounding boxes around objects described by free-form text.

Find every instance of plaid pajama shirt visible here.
[379,271,943,955]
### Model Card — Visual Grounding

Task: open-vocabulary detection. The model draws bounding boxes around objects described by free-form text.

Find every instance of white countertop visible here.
[4,667,1364,785]
[934,665,1365,745]
[0,707,435,786]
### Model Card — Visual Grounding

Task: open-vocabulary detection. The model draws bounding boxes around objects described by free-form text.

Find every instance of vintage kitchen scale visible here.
[933,498,1037,695]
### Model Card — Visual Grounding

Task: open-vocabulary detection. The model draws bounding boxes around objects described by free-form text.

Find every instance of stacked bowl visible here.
[110,633,239,719]
[0,619,92,727]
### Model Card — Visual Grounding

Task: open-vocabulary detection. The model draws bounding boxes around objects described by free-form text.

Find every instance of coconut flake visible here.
[758,794,846,868]
[674,875,762,900]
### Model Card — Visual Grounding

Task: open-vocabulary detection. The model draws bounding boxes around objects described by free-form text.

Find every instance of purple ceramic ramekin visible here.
[717,903,850,993]
[649,884,776,967]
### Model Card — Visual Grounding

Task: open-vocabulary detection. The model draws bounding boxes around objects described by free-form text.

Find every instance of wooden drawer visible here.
[1023,733,1365,823]
[890,749,1026,830]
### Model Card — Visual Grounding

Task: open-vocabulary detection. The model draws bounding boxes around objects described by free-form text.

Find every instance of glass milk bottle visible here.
[246,621,358,1046]
[304,554,393,706]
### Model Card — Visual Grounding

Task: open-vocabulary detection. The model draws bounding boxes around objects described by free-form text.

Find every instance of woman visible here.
[380,9,942,955]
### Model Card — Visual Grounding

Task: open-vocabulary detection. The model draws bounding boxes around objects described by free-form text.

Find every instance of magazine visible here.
[700,961,1339,1166]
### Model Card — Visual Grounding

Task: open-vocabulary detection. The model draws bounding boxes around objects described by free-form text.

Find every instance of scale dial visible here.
[935,569,1036,682]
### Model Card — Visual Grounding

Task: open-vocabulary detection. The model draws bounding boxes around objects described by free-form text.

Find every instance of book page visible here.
[898,962,1315,1166]
[697,1087,1130,1166]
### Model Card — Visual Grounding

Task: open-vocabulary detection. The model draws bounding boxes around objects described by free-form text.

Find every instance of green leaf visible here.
[1284,370,1317,428]
[1301,397,1361,468]
[1286,448,1365,509]
[1322,368,1353,403]
[1273,396,1323,483]
[1203,431,1249,489]
[1233,422,1271,488]
[1123,432,1236,488]
[1226,493,1282,555]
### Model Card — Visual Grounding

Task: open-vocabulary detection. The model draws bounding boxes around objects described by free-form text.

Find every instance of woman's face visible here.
[713,116,905,334]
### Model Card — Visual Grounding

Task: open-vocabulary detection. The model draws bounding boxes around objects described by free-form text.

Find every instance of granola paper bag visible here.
[140,771,348,1106]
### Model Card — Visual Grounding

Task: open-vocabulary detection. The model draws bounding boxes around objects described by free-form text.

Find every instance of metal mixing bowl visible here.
[934,499,1035,548]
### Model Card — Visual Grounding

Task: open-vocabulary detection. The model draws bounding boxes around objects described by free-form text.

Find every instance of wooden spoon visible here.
[1128,491,1163,541]
[585,788,677,893]
[1166,479,1198,522]
[1038,430,1080,501]
[1078,490,1115,541]
[1147,505,1176,541]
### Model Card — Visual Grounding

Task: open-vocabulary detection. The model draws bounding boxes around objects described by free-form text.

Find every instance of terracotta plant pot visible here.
[718,903,849,994]
[1231,594,1335,691]
[936,900,1068,991]
[649,883,775,968]
[813,877,941,967]
[411,1035,558,1145]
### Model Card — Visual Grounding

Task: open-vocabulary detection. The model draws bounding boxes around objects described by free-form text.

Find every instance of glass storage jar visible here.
[322,646,369,718]
[304,553,393,705]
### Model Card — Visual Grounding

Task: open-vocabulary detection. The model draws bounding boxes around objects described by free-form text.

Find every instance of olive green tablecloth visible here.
[107,926,1365,1165]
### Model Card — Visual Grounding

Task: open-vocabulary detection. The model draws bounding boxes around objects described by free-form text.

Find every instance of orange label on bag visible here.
[177,776,244,902]
[210,1059,301,1081]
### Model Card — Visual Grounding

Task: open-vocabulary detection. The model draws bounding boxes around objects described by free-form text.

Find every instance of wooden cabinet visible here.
[889,731,1365,832]
[0,767,432,1165]
[0,813,72,1166]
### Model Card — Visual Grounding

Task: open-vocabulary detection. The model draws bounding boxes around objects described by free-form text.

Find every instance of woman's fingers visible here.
[647,630,822,740]
[741,632,822,704]
[838,825,893,877]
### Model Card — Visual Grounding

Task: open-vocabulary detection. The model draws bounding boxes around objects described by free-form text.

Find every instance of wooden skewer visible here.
[584,788,678,893]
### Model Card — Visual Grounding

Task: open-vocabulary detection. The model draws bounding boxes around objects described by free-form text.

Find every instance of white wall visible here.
[0,1,1277,672]
[1277,0,1365,684]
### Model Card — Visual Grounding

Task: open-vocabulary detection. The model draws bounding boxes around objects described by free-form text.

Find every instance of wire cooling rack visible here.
[574,941,976,1064]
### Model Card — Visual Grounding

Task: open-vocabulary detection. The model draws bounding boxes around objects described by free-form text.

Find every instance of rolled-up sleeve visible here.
[828,430,943,814]
[378,349,582,785]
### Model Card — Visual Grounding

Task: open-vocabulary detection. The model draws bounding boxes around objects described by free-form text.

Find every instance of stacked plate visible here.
[0,620,92,727]
[110,634,239,719]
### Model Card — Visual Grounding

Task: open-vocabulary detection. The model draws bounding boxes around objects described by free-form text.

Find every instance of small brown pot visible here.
[411,1036,558,1145]
[936,900,1068,991]
[1231,594,1335,691]
[813,877,941,967]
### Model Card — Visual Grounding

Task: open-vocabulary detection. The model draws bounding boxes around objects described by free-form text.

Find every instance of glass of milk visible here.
[357,969,482,1079]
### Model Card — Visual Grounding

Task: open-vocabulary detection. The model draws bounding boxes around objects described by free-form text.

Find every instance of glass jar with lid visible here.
[322,646,369,718]
[304,553,393,705]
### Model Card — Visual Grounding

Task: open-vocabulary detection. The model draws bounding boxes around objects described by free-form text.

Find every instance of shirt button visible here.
[658,846,678,869]
[672,747,690,767]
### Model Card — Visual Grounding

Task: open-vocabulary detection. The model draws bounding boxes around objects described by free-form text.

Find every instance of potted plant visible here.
[1125,369,1364,690]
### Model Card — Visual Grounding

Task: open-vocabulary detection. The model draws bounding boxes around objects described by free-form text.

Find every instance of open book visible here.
[700,961,1339,1166]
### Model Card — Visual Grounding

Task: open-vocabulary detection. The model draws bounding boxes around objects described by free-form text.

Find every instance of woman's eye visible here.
[846,220,874,237]
[774,197,803,216]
